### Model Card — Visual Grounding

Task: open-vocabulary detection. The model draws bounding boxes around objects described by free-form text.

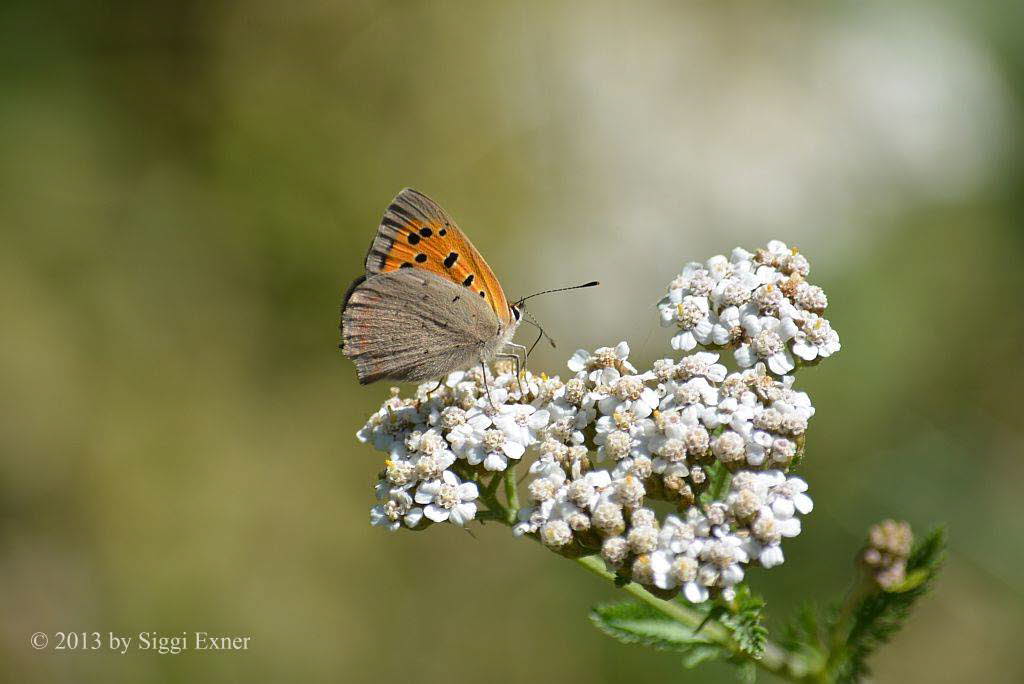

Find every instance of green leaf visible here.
[782,601,822,652]
[720,585,768,657]
[883,568,929,593]
[681,644,724,669]
[777,602,829,678]
[907,526,946,573]
[700,461,732,507]
[589,601,725,657]
[837,526,947,682]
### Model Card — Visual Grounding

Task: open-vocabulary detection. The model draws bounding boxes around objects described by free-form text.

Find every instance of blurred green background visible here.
[2,1,1022,682]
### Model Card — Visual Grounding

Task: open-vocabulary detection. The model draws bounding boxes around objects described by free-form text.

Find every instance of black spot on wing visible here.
[407,233,420,245]
[463,274,474,287]
[415,253,427,263]
[400,262,412,268]
[419,227,433,238]
[479,291,486,298]
[439,228,447,236]
[444,252,459,268]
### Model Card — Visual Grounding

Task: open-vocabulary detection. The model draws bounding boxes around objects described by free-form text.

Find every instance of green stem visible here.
[483,469,504,497]
[475,473,508,522]
[574,555,798,681]
[503,467,519,525]
[821,572,875,679]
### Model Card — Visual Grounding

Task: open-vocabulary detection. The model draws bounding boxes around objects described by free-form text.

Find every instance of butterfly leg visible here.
[425,380,444,398]
[496,353,524,398]
[480,361,495,410]
[506,342,529,375]
[501,341,529,396]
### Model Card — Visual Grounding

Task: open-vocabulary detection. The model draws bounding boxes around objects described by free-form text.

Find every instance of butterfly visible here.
[340,188,527,388]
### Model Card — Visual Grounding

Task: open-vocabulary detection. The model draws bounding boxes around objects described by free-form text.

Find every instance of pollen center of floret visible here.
[676,299,705,328]
[795,283,827,311]
[613,410,635,430]
[731,489,761,519]
[713,431,746,462]
[483,429,506,452]
[659,437,687,463]
[591,347,618,369]
[605,430,631,459]
[567,479,594,507]
[435,483,459,509]
[804,316,831,344]
[719,279,750,307]
[690,272,714,296]
[753,329,783,356]
[671,556,698,583]
[386,461,415,485]
[755,407,783,432]
[677,356,707,379]
[673,383,701,405]
[416,455,443,480]
[613,376,644,400]
[440,407,467,429]
[753,514,781,543]
[564,378,586,405]
[683,425,710,454]
[418,433,443,454]
[540,520,573,547]
[753,283,783,312]
[706,540,737,568]
[528,478,558,501]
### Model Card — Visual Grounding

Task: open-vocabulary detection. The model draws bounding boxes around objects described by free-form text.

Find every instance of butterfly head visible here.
[498,303,522,341]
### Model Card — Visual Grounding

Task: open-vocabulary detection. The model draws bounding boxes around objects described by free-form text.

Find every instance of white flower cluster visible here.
[509,341,816,600]
[357,241,839,603]
[658,240,840,375]
[361,370,548,530]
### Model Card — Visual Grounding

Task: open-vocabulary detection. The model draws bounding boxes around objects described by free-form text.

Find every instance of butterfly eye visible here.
[511,306,521,321]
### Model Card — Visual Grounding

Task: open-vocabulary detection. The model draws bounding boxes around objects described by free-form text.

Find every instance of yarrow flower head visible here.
[861,519,913,589]
[658,241,839,376]
[356,240,839,603]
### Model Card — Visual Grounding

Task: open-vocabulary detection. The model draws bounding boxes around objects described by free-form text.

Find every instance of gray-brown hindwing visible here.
[341,269,499,384]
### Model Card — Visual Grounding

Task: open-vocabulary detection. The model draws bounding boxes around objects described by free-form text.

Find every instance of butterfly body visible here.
[341,189,521,385]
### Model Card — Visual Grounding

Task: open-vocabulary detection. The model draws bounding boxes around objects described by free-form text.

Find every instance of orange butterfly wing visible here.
[363,188,513,325]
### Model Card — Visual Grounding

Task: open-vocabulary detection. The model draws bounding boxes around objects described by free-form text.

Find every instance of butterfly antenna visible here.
[514,280,599,308]
[514,280,598,364]
[520,310,555,355]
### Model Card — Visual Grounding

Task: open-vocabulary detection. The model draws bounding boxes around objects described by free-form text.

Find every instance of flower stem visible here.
[573,554,799,681]
[822,572,875,678]
[473,472,508,521]
[503,468,520,525]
